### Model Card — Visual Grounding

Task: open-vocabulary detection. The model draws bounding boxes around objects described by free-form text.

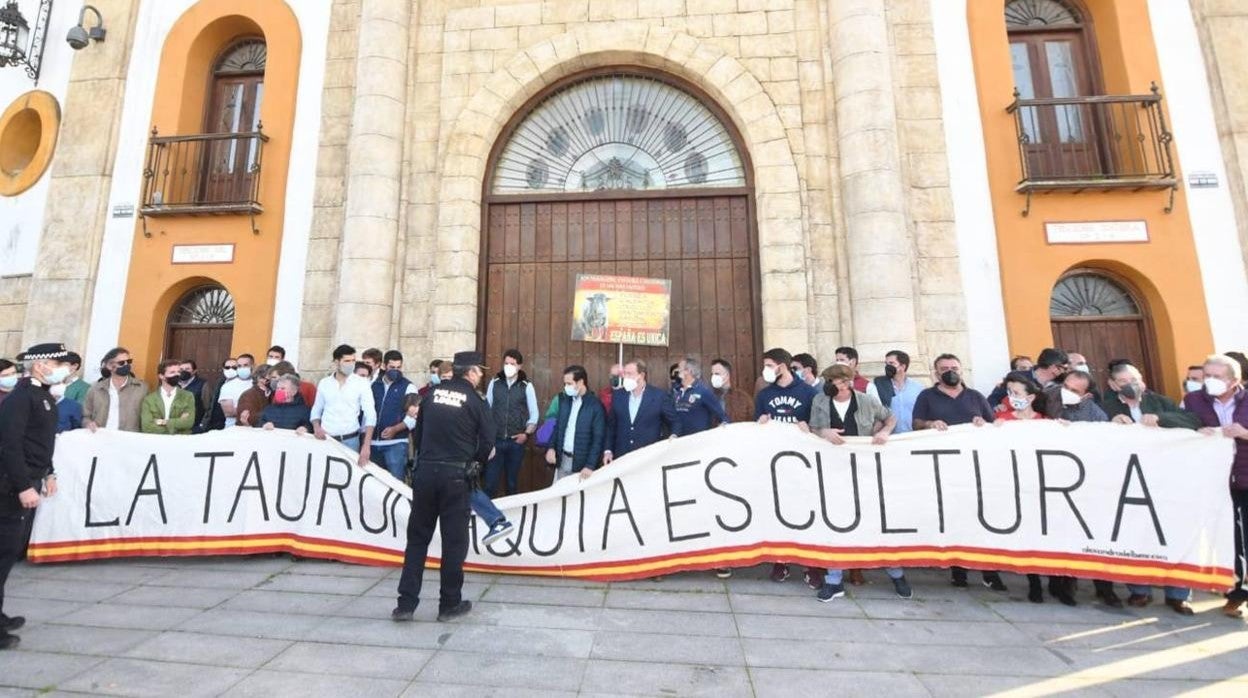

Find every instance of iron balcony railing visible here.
[1006,84,1176,212]
[140,127,268,219]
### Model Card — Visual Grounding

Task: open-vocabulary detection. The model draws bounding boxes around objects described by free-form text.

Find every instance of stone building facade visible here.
[2,0,1246,404]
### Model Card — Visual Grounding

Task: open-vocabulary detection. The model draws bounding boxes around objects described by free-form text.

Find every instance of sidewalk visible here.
[1,558,1245,696]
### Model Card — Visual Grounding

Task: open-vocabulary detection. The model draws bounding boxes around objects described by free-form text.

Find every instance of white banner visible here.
[29,423,1237,589]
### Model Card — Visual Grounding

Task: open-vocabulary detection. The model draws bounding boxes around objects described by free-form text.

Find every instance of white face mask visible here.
[1205,377,1230,396]
[1008,396,1031,411]
[1185,379,1203,394]
[402,415,417,430]
[622,377,639,392]
[1060,388,1082,406]
[564,385,577,397]
[762,366,777,384]
[338,361,355,376]
[50,382,67,399]
[43,365,71,385]
[266,358,279,367]
[503,364,519,379]
[1071,363,1090,374]
[222,368,238,380]
[710,374,725,390]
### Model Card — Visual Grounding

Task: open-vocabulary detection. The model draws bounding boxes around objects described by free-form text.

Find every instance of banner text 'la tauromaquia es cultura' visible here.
[29,422,1236,590]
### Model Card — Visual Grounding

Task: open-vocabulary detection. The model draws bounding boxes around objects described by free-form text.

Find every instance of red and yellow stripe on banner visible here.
[26,535,1234,590]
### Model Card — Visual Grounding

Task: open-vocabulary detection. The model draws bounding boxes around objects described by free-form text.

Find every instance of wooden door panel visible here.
[485,195,759,493]
[1052,318,1152,389]
[166,325,234,390]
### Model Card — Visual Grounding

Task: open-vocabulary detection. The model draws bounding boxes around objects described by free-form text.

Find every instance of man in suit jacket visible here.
[603,359,675,465]
[140,360,197,435]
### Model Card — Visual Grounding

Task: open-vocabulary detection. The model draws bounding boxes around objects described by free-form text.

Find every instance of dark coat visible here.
[606,384,675,458]
[550,392,607,472]
[261,393,314,432]
[1100,390,1200,430]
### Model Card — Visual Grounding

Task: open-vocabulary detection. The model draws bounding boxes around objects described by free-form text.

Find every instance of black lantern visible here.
[0,0,51,83]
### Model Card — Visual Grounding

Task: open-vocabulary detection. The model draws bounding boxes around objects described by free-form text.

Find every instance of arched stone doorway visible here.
[480,70,762,491]
[1050,269,1159,389]
[165,284,236,388]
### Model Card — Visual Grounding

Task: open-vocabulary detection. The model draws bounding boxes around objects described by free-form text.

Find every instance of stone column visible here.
[826,0,920,358]
[22,0,140,349]
[332,0,411,347]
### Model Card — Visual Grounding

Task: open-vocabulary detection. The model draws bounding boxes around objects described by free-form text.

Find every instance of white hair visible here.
[1204,354,1243,381]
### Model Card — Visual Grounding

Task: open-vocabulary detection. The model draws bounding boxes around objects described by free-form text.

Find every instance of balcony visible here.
[139,127,268,234]
[1006,85,1176,216]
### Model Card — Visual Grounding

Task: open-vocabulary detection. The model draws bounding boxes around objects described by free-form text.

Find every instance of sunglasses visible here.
[224,364,239,370]
[112,359,133,366]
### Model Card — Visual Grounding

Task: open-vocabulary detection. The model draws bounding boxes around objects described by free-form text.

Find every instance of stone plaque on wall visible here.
[1045,221,1149,244]
[171,244,235,264]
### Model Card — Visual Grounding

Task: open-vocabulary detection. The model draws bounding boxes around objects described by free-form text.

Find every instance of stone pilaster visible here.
[21,0,140,350]
[826,0,921,359]
[331,0,411,348]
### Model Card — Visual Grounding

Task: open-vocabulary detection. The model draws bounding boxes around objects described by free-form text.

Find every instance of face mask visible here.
[339,362,355,376]
[762,366,777,384]
[114,364,133,377]
[179,370,192,383]
[266,358,279,367]
[223,368,238,380]
[163,375,180,387]
[622,377,639,392]
[237,366,252,381]
[564,385,578,397]
[1205,377,1230,396]
[1118,382,1141,400]
[710,374,725,390]
[50,382,66,399]
[274,388,291,404]
[44,365,71,385]
[1060,388,1082,406]
[429,373,441,385]
[611,376,623,389]
[823,382,837,397]
[939,370,960,387]
[1184,379,1202,393]
[503,364,519,379]
[1008,396,1031,411]
[1072,363,1090,374]
[385,369,402,382]
[403,415,417,430]
[0,375,16,390]
[884,364,898,379]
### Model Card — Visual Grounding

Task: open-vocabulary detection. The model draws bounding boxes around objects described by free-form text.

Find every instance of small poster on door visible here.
[571,274,672,346]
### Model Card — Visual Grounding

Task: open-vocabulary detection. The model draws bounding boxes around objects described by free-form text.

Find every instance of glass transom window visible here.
[491,74,747,195]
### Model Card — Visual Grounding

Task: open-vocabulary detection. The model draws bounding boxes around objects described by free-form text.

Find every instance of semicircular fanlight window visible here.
[171,286,236,325]
[491,74,747,195]
[1005,0,1081,28]
[1050,273,1139,317]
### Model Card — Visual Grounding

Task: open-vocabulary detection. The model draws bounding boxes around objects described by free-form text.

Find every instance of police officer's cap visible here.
[17,342,71,362]
[452,351,487,369]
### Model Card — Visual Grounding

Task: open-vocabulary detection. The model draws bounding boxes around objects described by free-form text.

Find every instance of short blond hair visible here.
[1204,354,1243,381]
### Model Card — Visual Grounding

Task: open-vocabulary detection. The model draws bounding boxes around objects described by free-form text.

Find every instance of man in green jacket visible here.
[140,360,196,435]
[61,352,90,405]
[1100,362,1200,614]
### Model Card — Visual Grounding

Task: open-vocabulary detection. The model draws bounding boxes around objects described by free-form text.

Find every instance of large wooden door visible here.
[165,285,236,389]
[483,195,760,492]
[1050,271,1159,392]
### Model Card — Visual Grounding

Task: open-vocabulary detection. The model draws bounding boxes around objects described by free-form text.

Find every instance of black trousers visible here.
[0,510,29,620]
[396,461,470,613]
[1231,487,1248,604]
[951,566,1001,584]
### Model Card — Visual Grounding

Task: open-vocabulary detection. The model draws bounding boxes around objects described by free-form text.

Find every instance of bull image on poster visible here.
[570,274,672,346]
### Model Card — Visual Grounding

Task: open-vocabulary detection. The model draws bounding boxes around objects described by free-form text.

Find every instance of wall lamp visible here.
[0,0,52,83]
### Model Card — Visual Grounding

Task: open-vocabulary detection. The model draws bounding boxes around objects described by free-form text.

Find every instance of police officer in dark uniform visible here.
[0,343,72,650]
[393,351,494,622]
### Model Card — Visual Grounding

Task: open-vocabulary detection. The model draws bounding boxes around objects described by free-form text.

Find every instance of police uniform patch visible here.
[43,399,52,411]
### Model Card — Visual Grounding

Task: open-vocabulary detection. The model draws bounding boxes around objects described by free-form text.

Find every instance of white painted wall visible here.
[0,0,86,276]
[83,0,328,377]
[930,0,1012,394]
[1148,0,1248,352]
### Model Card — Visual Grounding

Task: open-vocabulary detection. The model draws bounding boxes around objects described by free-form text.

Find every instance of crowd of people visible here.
[1,340,1246,645]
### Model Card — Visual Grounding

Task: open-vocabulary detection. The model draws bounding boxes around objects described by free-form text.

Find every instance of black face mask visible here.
[114,364,133,378]
[939,370,960,387]
[611,376,623,389]
[823,382,837,397]
[163,375,180,387]
[884,364,898,379]
[179,370,192,382]
[385,369,402,383]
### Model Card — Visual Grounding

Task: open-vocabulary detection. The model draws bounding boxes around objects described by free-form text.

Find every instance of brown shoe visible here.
[1126,593,1151,608]
[847,569,866,586]
[1165,599,1195,616]
[1223,599,1245,618]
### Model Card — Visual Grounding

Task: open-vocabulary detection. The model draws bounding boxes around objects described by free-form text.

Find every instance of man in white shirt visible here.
[311,344,376,466]
[217,354,255,427]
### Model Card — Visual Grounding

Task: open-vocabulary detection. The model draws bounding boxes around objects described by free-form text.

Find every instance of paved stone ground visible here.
[1,558,1245,696]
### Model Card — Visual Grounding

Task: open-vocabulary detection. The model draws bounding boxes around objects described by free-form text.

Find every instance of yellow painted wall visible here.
[117,0,302,384]
[969,0,1214,395]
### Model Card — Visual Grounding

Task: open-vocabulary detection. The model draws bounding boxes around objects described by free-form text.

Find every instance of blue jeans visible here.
[371,443,408,481]
[826,568,903,585]
[485,437,525,496]
[1126,584,1190,601]
[337,434,361,452]
[470,489,505,528]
